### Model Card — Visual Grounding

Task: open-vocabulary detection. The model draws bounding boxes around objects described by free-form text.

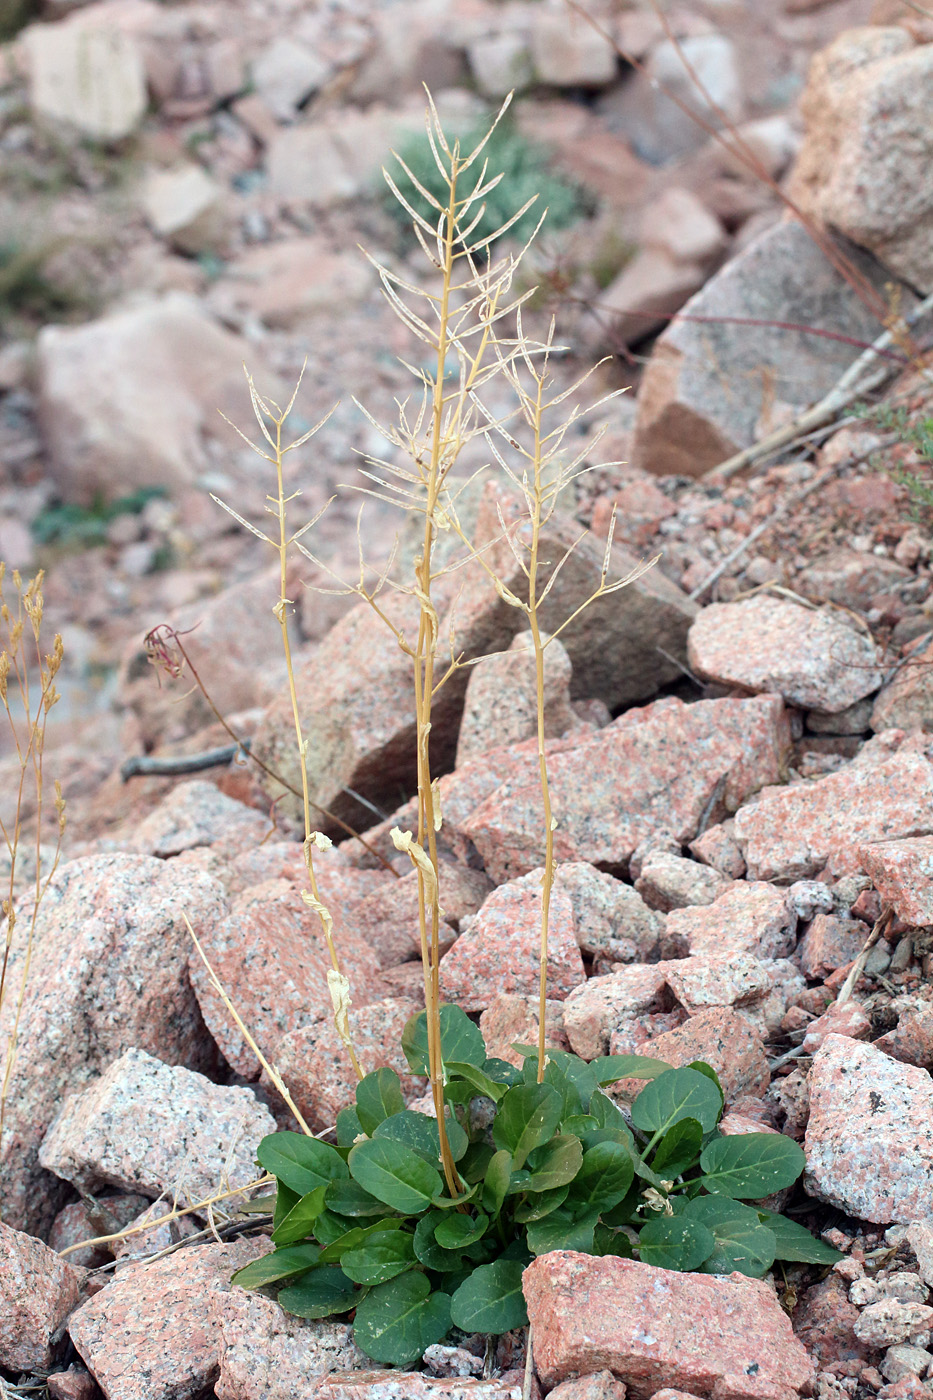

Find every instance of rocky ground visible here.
[2,0,933,1398]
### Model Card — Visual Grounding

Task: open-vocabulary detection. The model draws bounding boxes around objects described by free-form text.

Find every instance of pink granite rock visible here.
[213,1291,366,1400]
[854,1299,933,1347]
[46,1369,99,1400]
[522,1252,814,1398]
[273,996,423,1131]
[664,883,796,961]
[460,695,791,883]
[456,631,578,768]
[662,954,773,1016]
[479,993,570,1069]
[688,596,883,712]
[872,637,933,733]
[549,1375,628,1400]
[39,1048,275,1209]
[796,913,870,980]
[859,837,933,926]
[801,1000,872,1054]
[562,966,672,1060]
[251,590,470,830]
[0,1221,85,1370]
[688,822,747,879]
[0,853,227,1233]
[348,860,491,968]
[120,779,270,859]
[805,1034,933,1223]
[791,1275,868,1369]
[734,752,933,882]
[49,1194,152,1270]
[68,1238,267,1400]
[555,862,664,962]
[438,868,585,1012]
[612,1007,770,1104]
[873,1001,933,1068]
[634,852,730,912]
[189,877,385,1079]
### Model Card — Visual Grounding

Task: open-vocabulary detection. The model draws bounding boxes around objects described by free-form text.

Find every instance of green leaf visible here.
[336,1106,365,1147]
[374,1109,468,1166]
[652,1118,703,1178]
[278,1267,357,1319]
[525,1135,584,1192]
[482,1148,513,1217]
[757,1212,845,1265]
[431,1183,479,1208]
[237,1193,276,1215]
[231,1242,321,1288]
[353,1272,452,1367]
[527,1207,600,1256]
[483,1057,522,1087]
[402,1005,486,1074]
[459,1141,495,1184]
[683,1197,777,1278]
[312,1210,359,1247]
[349,1139,443,1214]
[587,1092,635,1142]
[317,1219,403,1264]
[271,1185,328,1245]
[525,1050,597,1117]
[513,1185,570,1223]
[324,1179,388,1217]
[446,1061,507,1103]
[435,1211,489,1250]
[631,1068,723,1140]
[591,1054,672,1085]
[699,1134,806,1200]
[356,1068,406,1135]
[273,1182,300,1233]
[562,1115,598,1137]
[638,1215,716,1272]
[492,1084,563,1170]
[593,1223,634,1258]
[686,1060,724,1106]
[257,1133,349,1196]
[449,1258,528,1333]
[341,1229,416,1286]
[565,1140,635,1217]
[413,1211,460,1270]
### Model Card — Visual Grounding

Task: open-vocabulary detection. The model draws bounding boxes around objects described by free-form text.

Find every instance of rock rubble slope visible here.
[3,1,933,1398]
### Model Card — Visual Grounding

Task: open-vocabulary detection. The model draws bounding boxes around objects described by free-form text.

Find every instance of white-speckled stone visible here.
[0,1221,85,1370]
[213,1291,368,1400]
[805,1035,933,1224]
[0,854,227,1233]
[40,1048,275,1210]
[69,1238,268,1400]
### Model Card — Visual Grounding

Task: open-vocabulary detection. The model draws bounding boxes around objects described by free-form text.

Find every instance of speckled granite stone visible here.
[0,1220,85,1370]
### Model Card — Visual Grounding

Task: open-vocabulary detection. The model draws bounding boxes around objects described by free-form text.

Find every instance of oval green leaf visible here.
[757,1211,845,1265]
[482,1148,513,1218]
[349,1138,442,1214]
[353,1271,452,1367]
[435,1210,489,1250]
[565,1140,635,1217]
[257,1132,349,1196]
[402,1004,486,1074]
[684,1196,777,1278]
[652,1118,703,1179]
[374,1109,468,1166]
[525,1135,584,1192]
[526,1207,599,1256]
[492,1083,563,1170]
[341,1229,416,1286]
[231,1242,321,1288]
[631,1067,723,1139]
[699,1134,806,1200]
[591,1054,672,1085]
[638,1215,716,1272]
[449,1258,528,1333]
[271,1185,328,1246]
[356,1067,406,1135]
[278,1267,357,1319]
[324,1178,388,1218]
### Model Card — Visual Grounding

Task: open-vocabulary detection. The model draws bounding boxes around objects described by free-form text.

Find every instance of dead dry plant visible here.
[0,569,65,1220]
